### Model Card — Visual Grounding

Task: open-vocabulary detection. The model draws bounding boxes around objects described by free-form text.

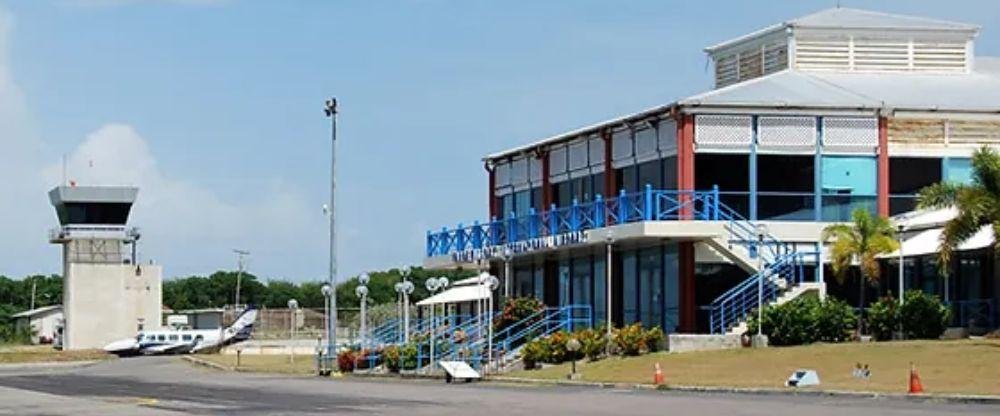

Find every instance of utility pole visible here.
[323,98,339,357]
[233,249,249,310]
[30,278,37,311]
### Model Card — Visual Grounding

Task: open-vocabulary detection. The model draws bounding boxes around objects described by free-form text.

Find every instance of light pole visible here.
[605,230,613,356]
[233,249,249,310]
[287,298,299,363]
[395,274,414,343]
[323,97,339,359]
[356,273,370,347]
[425,276,449,372]
[321,284,333,352]
[484,274,500,373]
[503,247,513,300]
[753,223,768,348]
[897,223,905,305]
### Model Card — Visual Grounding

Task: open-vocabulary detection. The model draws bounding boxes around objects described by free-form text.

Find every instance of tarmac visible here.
[0,356,998,415]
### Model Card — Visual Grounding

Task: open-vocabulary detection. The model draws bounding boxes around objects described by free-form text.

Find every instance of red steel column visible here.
[603,130,615,198]
[678,241,697,333]
[877,116,889,217]
[487,162,497,219]
[677,114,696,218]
[541,151,553,209]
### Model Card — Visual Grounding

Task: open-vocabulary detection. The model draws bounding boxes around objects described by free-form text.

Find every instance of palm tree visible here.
[917,147,1000,271]
[822,208,899,334]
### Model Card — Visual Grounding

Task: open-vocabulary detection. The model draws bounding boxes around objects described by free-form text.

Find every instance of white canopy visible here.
[416,284,490,306]
[882,225,994,258]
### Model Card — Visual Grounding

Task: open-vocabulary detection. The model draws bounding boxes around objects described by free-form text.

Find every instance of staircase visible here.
[703,201,822,334]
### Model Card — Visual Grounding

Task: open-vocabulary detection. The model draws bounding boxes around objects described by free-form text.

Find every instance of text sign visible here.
[451,231,587,263]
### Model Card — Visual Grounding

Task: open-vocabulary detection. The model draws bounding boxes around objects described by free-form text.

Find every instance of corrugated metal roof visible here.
[11,305,62,319]
[680,67,1000,113]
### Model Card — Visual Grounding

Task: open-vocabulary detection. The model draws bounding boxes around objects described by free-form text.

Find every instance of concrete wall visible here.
[667,333,742,353]
[63,262,162,350]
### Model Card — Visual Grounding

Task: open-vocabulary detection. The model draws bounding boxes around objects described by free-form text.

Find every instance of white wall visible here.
[63,263,162,350]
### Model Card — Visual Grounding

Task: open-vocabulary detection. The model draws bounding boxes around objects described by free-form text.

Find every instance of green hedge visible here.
[747,296,857,346]
[868,291,950,340]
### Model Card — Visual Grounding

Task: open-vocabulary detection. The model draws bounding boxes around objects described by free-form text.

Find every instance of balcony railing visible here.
[427,185,721,257]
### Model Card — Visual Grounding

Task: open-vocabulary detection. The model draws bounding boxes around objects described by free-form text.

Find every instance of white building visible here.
[12,305,63,345]
[49,185,163,350]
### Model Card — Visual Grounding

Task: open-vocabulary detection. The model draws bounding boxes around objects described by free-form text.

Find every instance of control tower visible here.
[49,185,162,350]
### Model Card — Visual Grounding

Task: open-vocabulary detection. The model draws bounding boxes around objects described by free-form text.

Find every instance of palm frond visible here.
[972,147,1000,195]
[916,182,964,209]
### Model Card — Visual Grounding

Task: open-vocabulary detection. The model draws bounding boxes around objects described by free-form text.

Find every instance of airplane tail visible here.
[223,306,258,344]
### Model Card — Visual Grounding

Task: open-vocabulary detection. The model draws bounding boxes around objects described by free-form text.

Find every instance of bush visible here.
[521,337,550,370]
[644,327,665,352]
[576,327,607,361]
[399,343,419,370]
[613,323,647,356]
[900,290,949,339]
[813,297,858,343]
[747,295,857,346]
[336,349,356,373]
[354,348,381,370]
[546,330,570,363]
[867,296,901,341]
[383,345,401,373]
[494,297,545,333]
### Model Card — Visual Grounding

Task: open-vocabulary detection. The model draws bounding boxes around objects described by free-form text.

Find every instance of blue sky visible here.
[1,0,999,282]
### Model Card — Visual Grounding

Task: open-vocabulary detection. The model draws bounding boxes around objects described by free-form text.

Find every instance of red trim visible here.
[487,163,497,219]
[877,117,889,218]
[603,130,615,198]
[677,114,696,219]
[678,241,697,333]
[541,151,552,209]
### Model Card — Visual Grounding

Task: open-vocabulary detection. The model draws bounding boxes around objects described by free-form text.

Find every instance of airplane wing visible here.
[143,342,195,355]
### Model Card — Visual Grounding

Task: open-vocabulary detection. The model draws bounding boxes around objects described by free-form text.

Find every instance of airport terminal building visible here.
[424,8,1000,335]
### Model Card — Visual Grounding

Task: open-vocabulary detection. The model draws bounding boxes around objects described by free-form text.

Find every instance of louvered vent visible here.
[715,54,738,88]
[795,35,968,73]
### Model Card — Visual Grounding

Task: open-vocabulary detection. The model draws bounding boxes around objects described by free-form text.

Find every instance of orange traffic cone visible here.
[908,362,924,394]
[654,362,665,385]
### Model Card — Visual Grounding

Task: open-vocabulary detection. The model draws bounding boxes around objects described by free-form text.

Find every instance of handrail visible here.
[426,186,722,257]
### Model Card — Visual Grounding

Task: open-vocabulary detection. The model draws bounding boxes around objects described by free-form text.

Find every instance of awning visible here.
[416,285,490,306]
[882,225,994,258]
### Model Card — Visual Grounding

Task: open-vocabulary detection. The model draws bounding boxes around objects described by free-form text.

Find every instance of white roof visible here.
[680,68,1000,113]
[706,8,978,52]
[883,226,994,258]
[892,207,959,231]
[11,305,62,319]
[416,284,490,306]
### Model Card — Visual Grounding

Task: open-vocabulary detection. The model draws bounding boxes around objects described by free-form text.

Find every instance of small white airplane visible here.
[104,308,258,356]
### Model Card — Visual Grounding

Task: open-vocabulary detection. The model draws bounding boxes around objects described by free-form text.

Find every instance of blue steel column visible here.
[815,117,823,222]
[749,115,759,221]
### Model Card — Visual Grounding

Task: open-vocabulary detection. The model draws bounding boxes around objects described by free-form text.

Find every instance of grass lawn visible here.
[0,345,112,364]
[510,339,1000,396]
[197,354,320,375]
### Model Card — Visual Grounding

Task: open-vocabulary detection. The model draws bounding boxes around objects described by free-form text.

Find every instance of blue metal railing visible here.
[427,186,721,257]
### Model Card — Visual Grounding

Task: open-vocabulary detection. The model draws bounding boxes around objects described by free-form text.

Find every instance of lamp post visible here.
[356,273,369,347]
[897,223,905,306]
[395,274,414,343]
[753,223,768,348]
[503,247,513,300]
[287,298,299,363]
[233,249,249,310]
[323,98,339,359]
[484,274,500,373]
[321,284,333,352]
[605,230,613,356]
[566,337,581,380]
[425,276,449,372]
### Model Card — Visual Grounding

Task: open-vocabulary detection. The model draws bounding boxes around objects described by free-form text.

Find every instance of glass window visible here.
[663,245,679,333]
[182,334,192,341]
[592,173,606,199]
[533,264,545,301]
[639,248,663,328]
[514,190,531,216]
[945,158,973,184]
[637,159,663,190]
[758,155,815,220]
[594,254,607,327]
[168,334,179,341]
[889,157,941,215]
[515,265,533,298]
[554,182,572,208]
[531,187,543,212]
[558,260,571,307]
[622,251,638,324]
[616,166,638,194]
[572,257,592,307]
[662,157,677,191]
[501,194,514,218]
[696,154,750,217]
[157,335,165,341]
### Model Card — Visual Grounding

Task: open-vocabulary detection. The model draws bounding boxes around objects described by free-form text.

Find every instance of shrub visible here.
[576,327,607,361]
[546,330,570,363]
[613,323,647,356]
[644,327,665,352]
[867,296,901,341]
[336,349,356,373]
[354,348,380,370]
[747,295,857,346]
[494,297,545,333]
[399,343,419,370]
[383,345,401,372]
[813,297,858,343]
[521,337,550,370]
[900,290,949,339]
